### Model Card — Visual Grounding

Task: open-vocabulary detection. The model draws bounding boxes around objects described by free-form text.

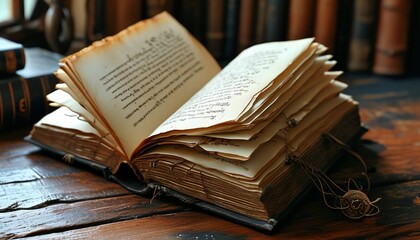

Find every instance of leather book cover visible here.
[314,0,338,53]
[206,0,226,60]
[287,0,315,40]
[0,48,61,132]
[347,0,379,72]
[237,0,257,53]
[254,0,267,44]
[104,0,144,36]
[373,0,411,75]
[263,0,289,41]
[0,37,25,74]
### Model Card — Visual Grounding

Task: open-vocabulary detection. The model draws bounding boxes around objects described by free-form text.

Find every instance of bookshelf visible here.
[81,0,419,77]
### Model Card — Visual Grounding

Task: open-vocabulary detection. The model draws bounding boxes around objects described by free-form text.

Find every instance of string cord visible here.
[285,131,381,219]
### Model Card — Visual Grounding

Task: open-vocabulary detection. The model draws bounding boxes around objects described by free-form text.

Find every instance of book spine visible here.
[206,0,226,60]
[314,0,339,53]
[223,0,240,60]
[263,0,289,41]
[287,0,315,40]
[146,0,173,18]
[254,0,267,44]
[237,0,257,53]
[347,0,378,72]
[373,0,411,75]
[104,0,144,36]
[0,47,25,74]
[0,74,57,131]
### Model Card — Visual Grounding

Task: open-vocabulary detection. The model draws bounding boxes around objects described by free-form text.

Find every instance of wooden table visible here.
[1,74,419,239]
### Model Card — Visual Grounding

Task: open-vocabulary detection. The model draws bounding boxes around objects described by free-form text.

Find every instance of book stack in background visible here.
[87,0,418,76]
[0,37,62,132]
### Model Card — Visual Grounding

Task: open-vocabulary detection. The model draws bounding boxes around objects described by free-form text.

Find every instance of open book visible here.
[26,12,365,231]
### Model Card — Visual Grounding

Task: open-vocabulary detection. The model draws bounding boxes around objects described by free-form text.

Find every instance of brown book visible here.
[373,0,411,75]
[104,0,144,36]
[26,13,367,231]
[146,0,173,18]
[206,0,226,59]
[0,38,25,74]
[254,0,267,44]
[287,0,315,40]
[237,0,257,52]
[0,48,61,131]
[314,0,339,53]
[347,0,378,72]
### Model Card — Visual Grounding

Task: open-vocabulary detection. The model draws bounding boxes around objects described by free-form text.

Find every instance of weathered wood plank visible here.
[330,76,420,187]
[0,171,131,211]
[0,195,184,239]
[278,179,420,239]
[19,211,264,240]
[20,180,420,240]
[0,141,39,160]
[0,154,86,185]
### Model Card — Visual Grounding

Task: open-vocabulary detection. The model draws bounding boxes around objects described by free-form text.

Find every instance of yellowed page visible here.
[61,12,221,158]
[47,90,111,138]
[36,107,123,156]
[153,38,314,136]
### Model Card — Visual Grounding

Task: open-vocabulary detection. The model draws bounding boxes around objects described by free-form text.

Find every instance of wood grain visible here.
[0,75,419,239]
[0,195,184,238]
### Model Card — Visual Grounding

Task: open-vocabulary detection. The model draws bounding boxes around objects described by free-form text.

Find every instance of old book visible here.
[104,0,144,36]
[0,48,61,131]
[263,0,289,41]
[314,0,338,53]
[287,0,315,40]
[347,0,378,72]
[26,12,366,231]
[254,0,267,44]
[373,0,411,75]
[237,0,257,53]
[0,37,25,74]
[146,0,173,18]
[206,0,226,60]
[223,0,240,60]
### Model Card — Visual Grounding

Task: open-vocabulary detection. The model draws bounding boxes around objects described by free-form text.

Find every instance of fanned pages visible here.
[27,12,366,231]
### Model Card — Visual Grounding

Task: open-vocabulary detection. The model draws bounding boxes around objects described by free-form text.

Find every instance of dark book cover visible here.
[0,48,62,132]
[223,0,240,60]
[0,37,26,75]
[206,0,226,60]
[347,0,379,72]
[263,0,289,42]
